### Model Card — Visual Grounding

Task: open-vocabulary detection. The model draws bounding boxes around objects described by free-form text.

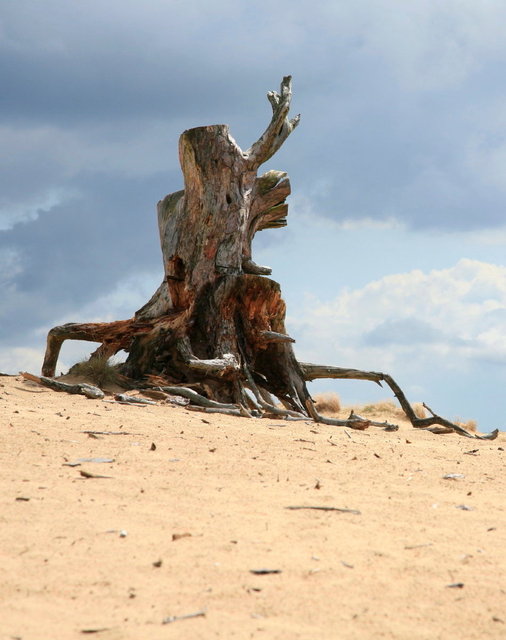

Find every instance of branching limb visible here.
[299,361,499,440]
[245,76,300,168]
[380,373,498,439]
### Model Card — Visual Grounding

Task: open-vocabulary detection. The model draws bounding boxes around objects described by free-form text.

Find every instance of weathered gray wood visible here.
[300,363,383,384]
[300,362,498,439]
[21,371,104,399]
[114,394,157,405]
[157,386,239,411]
[245,76,300,168]
[260,330,295,344]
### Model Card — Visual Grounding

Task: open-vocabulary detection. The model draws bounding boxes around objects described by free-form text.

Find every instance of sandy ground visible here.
[1,374,505,640]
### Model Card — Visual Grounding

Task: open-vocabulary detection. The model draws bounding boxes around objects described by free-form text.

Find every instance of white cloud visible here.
[323,0,506,92]
[0,270,163,375]
[290,259,506,375]
[336,217,404,232]
[0,346,45,375]
[0,187,73,231]
[46,271,162,327]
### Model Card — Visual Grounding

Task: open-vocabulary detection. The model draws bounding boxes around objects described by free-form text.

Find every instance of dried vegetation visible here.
[67,357,123,389]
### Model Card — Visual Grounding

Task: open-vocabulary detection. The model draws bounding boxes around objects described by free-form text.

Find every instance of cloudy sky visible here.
[2,0,506,431]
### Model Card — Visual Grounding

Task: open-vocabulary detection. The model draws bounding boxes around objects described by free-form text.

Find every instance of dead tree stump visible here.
[41,77,498,440]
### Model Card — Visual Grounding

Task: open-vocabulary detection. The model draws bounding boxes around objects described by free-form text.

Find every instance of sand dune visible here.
[1,375,505,639]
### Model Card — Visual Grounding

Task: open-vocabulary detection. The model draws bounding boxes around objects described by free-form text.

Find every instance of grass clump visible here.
[358,400,426,420]
[360,400,404,418]
[412,402,426,419]
[314,392,341,416]
[67,356,122,389]
[454,418,477,432]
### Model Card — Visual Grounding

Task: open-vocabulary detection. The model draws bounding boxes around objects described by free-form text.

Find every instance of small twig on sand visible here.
[81,430,135,436]
[285,505,361,515]
[79,470,112,479]
[162,610,206,624]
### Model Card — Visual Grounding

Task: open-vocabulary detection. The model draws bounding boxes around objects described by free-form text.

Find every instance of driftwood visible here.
[40,77,498,441]
[21,371,104,399]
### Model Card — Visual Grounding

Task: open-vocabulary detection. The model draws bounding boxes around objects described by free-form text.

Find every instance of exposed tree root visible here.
[299,363,499,440]
[21,371,104,399]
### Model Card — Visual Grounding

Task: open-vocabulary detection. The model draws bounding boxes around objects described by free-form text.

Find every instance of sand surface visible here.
[1,374,505,639]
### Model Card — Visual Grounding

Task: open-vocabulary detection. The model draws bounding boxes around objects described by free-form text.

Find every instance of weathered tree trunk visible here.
[41,77,498,440]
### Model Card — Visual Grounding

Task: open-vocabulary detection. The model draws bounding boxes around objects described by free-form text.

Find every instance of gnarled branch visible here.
[300,361,499,440]
[246,76,300,168]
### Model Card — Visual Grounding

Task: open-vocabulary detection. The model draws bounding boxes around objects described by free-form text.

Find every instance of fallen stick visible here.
[404,543,433,550]
[20,371,104,399]
[285,505,361,515]
[79,470,112,479]
[162,610,206,624]
[81,430,135,436]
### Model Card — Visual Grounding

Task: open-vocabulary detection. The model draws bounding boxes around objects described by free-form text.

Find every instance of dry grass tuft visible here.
[312,395,427,422]
[454,418,477,432]
[67,356,123,389]
[357,400,426,421]
[412,402,427,419]
[313,392,341,416]
[360,400,405,419]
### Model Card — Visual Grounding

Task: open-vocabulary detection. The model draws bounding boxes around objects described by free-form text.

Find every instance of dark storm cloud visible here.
[0,0,279,127]
[0,169,178,343]
[0,45,244,126]
[3,0,506,371]
[3,1,506,232]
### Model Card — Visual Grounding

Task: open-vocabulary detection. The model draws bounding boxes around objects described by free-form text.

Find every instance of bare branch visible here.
[300,363,383,385]
[245,76,300,168]
[21,371,104,399]
[299,361,499,440]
